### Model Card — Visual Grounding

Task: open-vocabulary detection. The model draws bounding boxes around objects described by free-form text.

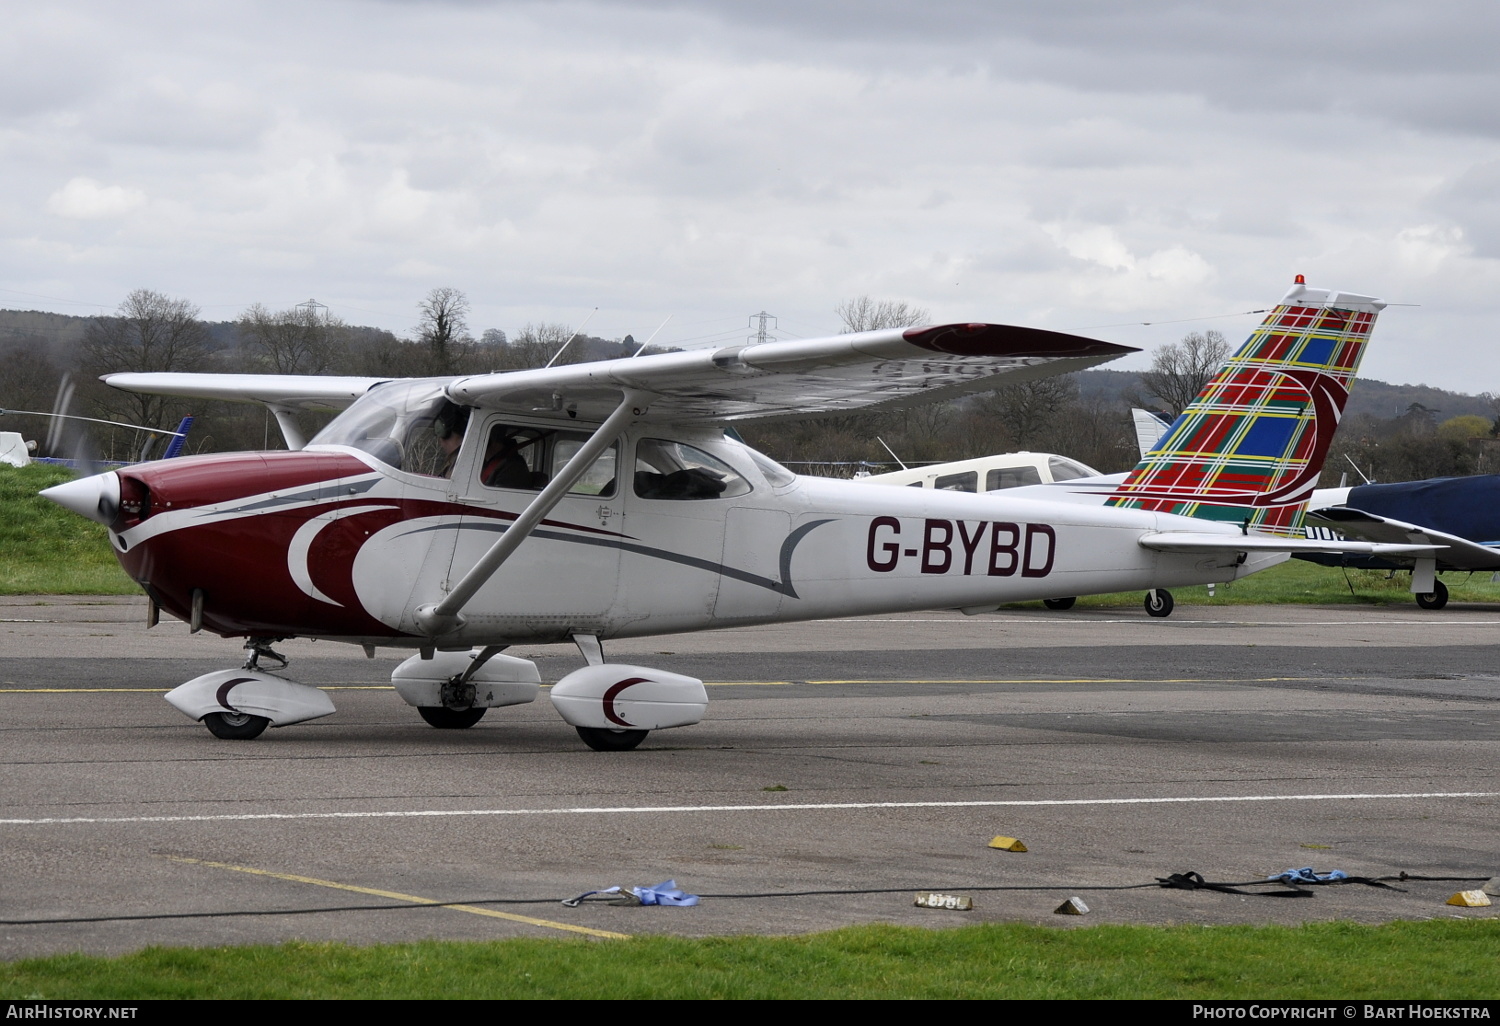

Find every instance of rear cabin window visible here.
[634,439,751,500]
[986,466,1043,490]
[479,424,617,496]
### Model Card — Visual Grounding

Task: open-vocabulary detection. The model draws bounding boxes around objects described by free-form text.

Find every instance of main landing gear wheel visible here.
[1144,590,1175,618]
[419,706,488,729]
[1414,579,1449,610]
[576,726,649,751]
[203,710,270,740]
[1043,597,1077,610]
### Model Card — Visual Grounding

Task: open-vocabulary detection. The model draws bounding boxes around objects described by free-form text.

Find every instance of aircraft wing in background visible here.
[1305,506,1500,570]
[102,373,388,411]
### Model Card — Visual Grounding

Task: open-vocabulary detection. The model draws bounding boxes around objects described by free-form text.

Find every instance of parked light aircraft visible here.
[853,451,1102,492]
[42,279,1437,749]
[1131,409,1497,609]
[1299,478,1500,608]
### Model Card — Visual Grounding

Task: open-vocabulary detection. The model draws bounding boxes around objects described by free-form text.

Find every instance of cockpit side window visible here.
[405,400,469,478]
[1047,456,1099,481]
[307,381,470,478]
[479,423,617,496]
[633,439,751,500]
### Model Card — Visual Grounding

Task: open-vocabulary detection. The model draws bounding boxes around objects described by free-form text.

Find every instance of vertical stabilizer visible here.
[162,416,194,459]
[1106,280,1383,536]
[1130,408,1173,459]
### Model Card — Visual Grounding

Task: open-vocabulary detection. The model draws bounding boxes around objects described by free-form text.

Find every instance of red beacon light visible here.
[1294,274,1306,284]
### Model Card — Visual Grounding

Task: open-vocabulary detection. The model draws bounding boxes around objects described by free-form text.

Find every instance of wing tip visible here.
[902,323,1137,359]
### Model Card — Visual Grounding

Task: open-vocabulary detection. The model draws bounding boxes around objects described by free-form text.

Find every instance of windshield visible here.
[309,380,469,476]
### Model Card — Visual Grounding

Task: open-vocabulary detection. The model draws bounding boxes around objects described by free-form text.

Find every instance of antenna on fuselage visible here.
[543,308,600,368]
[630,315,673,358]
[876,436,908,471]
[1345,454,1374,485]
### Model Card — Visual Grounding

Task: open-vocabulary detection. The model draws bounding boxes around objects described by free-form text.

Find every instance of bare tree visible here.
[0,340,63,450]
[81,289,209,432]
[835,296,931,333]
[1139,330,1230,416]
[503,322,579,368]
[416,287,473,374]
[237,303,346,374]
[980,375,1080,449]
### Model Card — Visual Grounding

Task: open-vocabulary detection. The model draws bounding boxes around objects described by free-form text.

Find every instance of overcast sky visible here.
[4,0,1500,390]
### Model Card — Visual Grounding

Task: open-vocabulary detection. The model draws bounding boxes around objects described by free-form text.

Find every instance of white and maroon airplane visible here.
[43,279,1436,749]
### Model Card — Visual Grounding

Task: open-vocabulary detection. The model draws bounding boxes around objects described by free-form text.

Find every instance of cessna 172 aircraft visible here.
[42,278,1437,749]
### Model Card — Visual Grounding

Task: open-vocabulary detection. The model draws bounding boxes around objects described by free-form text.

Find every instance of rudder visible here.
[1106,278,1384,536]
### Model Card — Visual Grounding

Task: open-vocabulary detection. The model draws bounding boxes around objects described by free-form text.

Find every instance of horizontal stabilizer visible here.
[1307,507,1500,570]
[1138,531,1444,557]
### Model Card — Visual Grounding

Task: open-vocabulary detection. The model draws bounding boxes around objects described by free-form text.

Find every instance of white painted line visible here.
[4,791,1495,826]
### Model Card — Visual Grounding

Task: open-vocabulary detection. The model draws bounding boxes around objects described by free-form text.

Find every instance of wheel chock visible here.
[1054,896,1090,915]
[1483,877,1500,897]
[1446,890,1492,908]
[914,892,972,911]
[988,836,1027,852]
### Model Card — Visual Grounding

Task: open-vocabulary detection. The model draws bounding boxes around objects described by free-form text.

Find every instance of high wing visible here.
[446,323,1133,423]
[101,372,392,450]
[102,324,1131,427]
[1305,507,1500,570]
[101,372,388,410]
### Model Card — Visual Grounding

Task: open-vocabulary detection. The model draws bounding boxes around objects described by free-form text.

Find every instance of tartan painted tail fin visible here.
[1105,279,1384,536]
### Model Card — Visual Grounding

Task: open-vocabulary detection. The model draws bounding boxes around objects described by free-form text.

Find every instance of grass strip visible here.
[6,460,1499,607]
[3,920,1498,999]
[0,464,136,595]
[1009,553,1500,610]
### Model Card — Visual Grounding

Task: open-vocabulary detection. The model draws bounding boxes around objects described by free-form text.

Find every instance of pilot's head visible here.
[432,401,470,442]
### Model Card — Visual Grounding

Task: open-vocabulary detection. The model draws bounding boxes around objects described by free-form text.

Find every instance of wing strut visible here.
[269,405,307,451]
[413,389,650,636]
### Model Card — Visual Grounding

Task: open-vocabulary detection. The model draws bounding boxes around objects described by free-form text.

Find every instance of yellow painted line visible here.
[165,856,628,940]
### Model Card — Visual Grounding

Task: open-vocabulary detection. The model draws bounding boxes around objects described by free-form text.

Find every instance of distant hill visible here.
[1,307,1491,424]
[1074,368,1494,423]
[0,308,94,366]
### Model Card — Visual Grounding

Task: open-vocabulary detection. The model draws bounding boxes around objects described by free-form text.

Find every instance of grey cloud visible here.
[1431,159,1500,258]
[618,1,1500,139]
